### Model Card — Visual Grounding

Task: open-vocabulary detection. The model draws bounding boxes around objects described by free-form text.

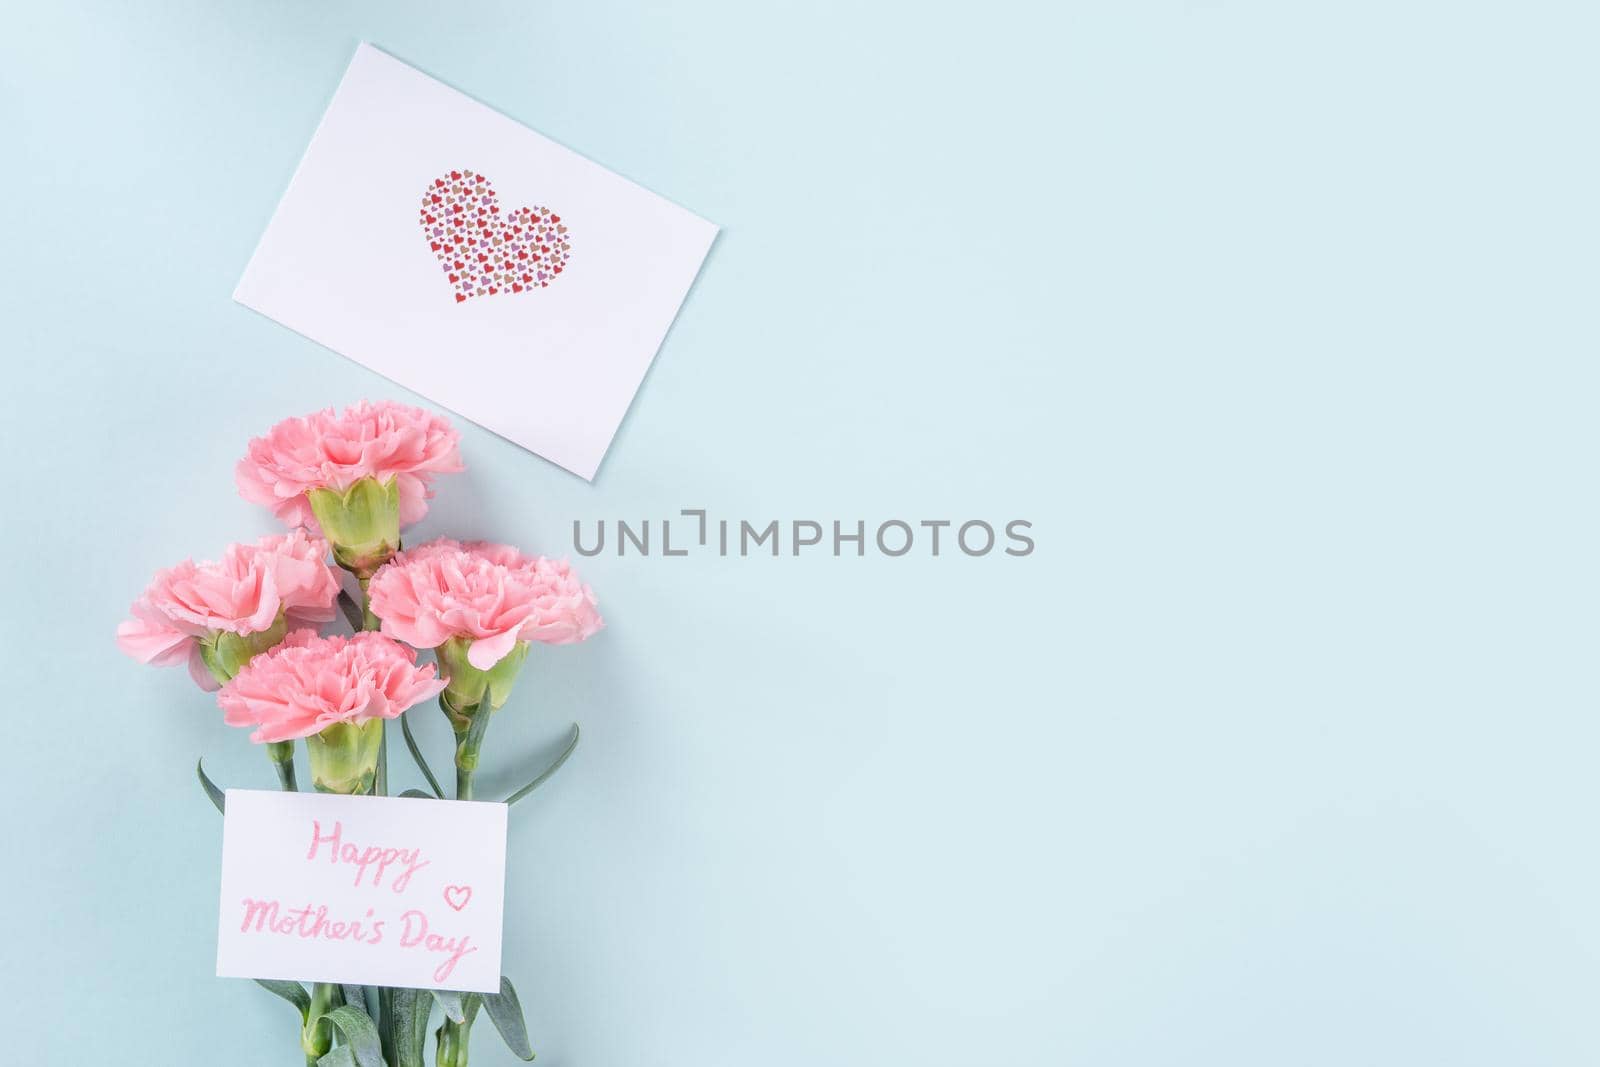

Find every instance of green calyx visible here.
[435,637,530,803]
[436,637,531,732]
[305,719,384,795]
[307,476,402,579]
[198,614,289,686]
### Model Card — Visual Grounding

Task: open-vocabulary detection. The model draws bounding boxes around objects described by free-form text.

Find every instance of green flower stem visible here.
[303,770,373,1063]
[451,701,492,803]
[436,1017,459,1067]
[376,721,389,797]
[266,740,298,792]
[455,722,479,801]
[436,996,478,1067]
[357,577,382,632]
[437,657,500,1063]
[303,981,339,1065]
[353,578,390,797]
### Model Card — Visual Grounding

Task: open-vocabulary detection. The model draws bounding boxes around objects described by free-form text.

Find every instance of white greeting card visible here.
[216,789,508,993]
[235,42,719,480]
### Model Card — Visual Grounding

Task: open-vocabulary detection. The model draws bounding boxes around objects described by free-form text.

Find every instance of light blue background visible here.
[2,1,1595,1064]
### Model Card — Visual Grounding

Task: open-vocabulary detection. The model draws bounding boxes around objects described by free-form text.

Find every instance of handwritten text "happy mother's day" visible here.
[237,820,476,984]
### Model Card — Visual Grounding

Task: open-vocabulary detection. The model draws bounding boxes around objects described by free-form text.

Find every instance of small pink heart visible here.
[444,885,473,912]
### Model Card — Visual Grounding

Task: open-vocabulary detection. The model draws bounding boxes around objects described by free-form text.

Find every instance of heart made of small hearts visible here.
[444,885,473,912]
[419,168,572,304]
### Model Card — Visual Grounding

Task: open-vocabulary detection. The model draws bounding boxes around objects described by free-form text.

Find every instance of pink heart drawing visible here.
[418,167,572,304]
[444,885,473,912]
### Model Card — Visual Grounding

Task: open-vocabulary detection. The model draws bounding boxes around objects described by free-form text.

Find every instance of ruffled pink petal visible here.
[115,613,191,666]
[395,473,431,527]
[466,628,522,670]
[217,631,444,744]
[366,538,603,662]
[236,401,462,530]
[117,535,341,675]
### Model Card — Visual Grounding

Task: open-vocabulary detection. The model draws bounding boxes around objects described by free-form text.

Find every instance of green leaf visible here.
[504,724,581,806]
[197,759,226,814]
[376,721,389,797]
[323,1004,385,1067]
[413,991,432,1060]
[398,788,434,800]
[401,711,445,798]
[389,987,429,1067]
[340,985,369,1015]
[253,978,310,1021]
[318,1047,357,1067]
[430,989,467,1024]
[481,976,537,1060]
[377,986,395,1067]
[337,590,365,633]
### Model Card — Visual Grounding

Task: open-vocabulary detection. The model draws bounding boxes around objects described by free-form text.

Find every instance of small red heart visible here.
[454,293,467,303]
[450,170,462,180]
[434,180,445,189]
[431,194,442,204]
[512,283,523,292]
[430,242,441,251]
[551,214,561,223]
[448,273,459,283]
[488,287,498,294]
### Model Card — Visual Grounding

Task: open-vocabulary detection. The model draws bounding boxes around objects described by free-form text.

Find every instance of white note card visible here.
[235,42,719,480]
[216,789,508,993]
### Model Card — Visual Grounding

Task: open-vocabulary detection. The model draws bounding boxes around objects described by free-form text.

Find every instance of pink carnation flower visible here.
[115,531,341,689]
[235,400,464,530]
[368,538,604,669]
[218,630,447,744]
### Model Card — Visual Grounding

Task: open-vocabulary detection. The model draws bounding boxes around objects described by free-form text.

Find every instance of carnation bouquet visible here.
[118,400,601,1066]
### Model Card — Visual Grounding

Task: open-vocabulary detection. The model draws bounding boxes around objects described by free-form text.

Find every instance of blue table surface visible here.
[3,1,1597,1064]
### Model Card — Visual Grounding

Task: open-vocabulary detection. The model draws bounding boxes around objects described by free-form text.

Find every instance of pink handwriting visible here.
[306,820,431,893]
[400,909,478,984]
[237,901,478,984]
[239,900,385,944]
